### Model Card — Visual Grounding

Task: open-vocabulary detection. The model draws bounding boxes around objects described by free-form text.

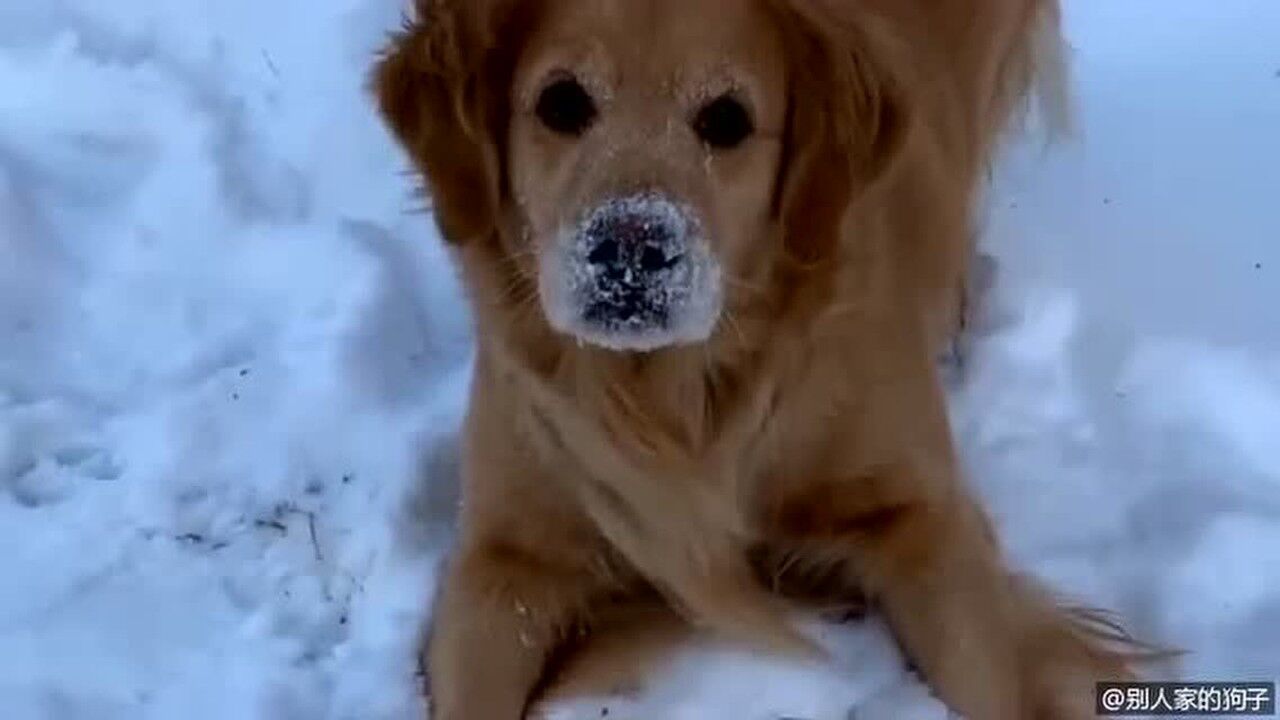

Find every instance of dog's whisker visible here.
[722,310,748,348]
[771,551,803,594]
[721,273,768,296]
[501,280,540,309]
[498,246,540,267]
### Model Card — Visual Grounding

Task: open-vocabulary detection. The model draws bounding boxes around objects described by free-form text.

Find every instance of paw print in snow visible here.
[6,442,122,508]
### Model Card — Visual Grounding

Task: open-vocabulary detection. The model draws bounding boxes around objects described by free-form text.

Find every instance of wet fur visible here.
[373,1,1162,718]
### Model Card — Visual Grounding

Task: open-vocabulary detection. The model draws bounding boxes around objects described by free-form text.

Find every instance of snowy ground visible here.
[1,1,1277,718]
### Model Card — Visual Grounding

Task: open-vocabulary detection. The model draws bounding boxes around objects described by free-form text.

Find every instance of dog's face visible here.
[376,0,910,352]
[507,0,787,350]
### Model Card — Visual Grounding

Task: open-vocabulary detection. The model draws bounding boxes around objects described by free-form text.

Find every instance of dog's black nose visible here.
[586,236,621,271]
[584,212,684,283]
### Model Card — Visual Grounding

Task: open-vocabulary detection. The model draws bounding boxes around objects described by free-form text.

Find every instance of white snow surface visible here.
[1,1,1277,718]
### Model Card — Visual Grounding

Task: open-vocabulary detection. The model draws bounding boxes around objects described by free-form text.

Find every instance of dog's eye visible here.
[693,94,754,150]
[536,77,597,137]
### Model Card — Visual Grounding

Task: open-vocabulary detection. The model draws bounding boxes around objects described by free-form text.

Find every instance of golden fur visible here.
[373,1,1158,717]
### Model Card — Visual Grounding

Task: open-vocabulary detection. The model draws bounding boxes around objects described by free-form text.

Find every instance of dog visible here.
[373,1,1155,717]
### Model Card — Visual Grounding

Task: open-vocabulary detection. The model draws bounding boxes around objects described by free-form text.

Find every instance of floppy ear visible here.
[771,2,916,264]
[372,0,519,244]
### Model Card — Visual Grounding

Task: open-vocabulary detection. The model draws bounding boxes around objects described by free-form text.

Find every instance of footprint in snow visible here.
[6,443,122,508]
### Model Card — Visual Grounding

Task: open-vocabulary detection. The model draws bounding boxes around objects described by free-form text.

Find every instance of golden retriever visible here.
[373,0,1154,717]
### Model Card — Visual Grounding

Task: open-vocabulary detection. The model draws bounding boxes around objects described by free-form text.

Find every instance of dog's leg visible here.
[872,499,1139,719]
[426,361,637,720]
[532,595,691,712]
[769,472,1141,719]
[427,541,611,720]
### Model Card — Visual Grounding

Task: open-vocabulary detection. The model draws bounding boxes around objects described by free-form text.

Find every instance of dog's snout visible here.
[542,192,721,351]
[584,211,685,283]
[592,210,676,249]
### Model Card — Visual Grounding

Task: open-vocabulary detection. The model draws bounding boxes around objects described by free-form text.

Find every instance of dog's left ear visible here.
[771,1,916,264]
[372,0,526,245]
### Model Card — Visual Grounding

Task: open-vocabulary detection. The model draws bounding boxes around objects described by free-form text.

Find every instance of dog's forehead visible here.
[520,0,785,97]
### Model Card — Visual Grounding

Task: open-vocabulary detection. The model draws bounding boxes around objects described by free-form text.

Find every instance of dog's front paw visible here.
[1019,612,1168,719]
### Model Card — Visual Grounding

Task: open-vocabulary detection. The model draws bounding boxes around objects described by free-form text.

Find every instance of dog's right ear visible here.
[769,0,917,266]
[373,1,518,244]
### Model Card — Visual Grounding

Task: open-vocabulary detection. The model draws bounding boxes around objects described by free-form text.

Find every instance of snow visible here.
[0,1,1277,718]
